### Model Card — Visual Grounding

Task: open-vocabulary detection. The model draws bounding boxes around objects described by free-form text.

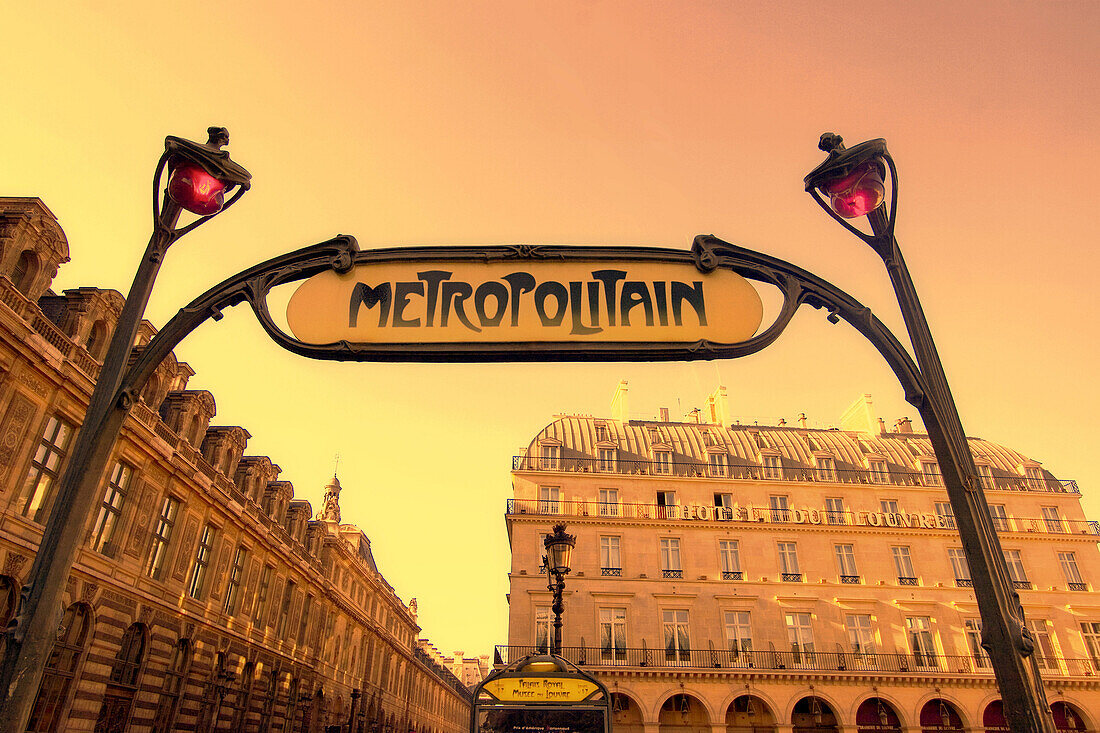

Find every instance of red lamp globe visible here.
[820,160,886,219]
[167,163,229,216]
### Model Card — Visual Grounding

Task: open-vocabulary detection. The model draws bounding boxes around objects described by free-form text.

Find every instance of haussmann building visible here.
[0,196,472,732]
[502,381,1100,733]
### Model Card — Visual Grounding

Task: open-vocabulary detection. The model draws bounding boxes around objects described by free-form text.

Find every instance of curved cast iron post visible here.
[0,127,251,730]
[806,134,1056,733]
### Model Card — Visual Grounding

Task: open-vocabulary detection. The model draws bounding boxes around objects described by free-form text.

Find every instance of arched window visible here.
[142,375,161,409]
[151,638,192,733]
[11,250,38,295]
[26,603,92,733]
[94,623,148,732]
[85,319,108,360]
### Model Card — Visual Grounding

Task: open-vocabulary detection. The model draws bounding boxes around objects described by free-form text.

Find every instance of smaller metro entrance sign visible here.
[284,245,763,361]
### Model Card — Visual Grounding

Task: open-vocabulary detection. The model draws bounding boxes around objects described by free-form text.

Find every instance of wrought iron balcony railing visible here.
[840,575,861,584]
[601,567,622,577]
[514,455,1079,494]
[506,499,1100,536]
[722,571,743,580]
[955,578,973,588]
[494,645,1099,677]
[781,573,803,583]
[662,569,683,579]
[898,577,918,586]
[1068,582,1088,591]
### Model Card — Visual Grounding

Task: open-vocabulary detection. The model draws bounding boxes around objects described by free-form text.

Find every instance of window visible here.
[762,454,782,480]
[719,540,742,580]
[662,609,690,662]
[91,461,132,556]
[921,462,942,486]
[223,545,247,614]
[1081,622,1100,667]
[825,497,846,525]
[1059,552,1085,589]
[769,495,790,523]
[597,488,619,516]
[989,504,1010,532]
[1025,466,1044,489]
[977,464,995,488]
[540,444,560,470]
[654,450,671,475]
[778,542,800,581]
[906,616,936,667]
[714,492,733,519]
[1028,619,1057,669]
[1042,506,1065,533]
[253,565,273,624]
[538,486,561,514]
[846,614,875,654]
[98,623,147,727]
[935,501,956,529]
[599,608,626,661]
[188,524,215,599]
[834,544,858,581]
[965,619,990,667]
[150,639,192,733]
[599,536,621,575]
[12,250,38,294]
[785,612,814,662]
[276,580,295,637]
[724,611,752,656]
[597,447,616,472]
[659,538,681,578]
[146,496,179,580]
[298,594,313,646]
[892,546,916,584]
[18,416,75,522]
[1003,549,1029,588]
[880,499,900,517]
[708,452,728,477]
[948,548,971,586]
[814,456,836,481]
[535,606,552,653]
[868,459,888,483]
[27,604,92,733]
[656,491,677,519]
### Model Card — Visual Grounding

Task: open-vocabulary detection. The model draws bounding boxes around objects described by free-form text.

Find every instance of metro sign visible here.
[285,245,763,362]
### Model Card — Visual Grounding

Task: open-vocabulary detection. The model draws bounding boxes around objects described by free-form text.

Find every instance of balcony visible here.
[662,569,683,579]
[897,577,918,586]
[600,567,622,577]
[722,571,744,581]
[506,499,1100,537]
[955,578,973,588]
[781,573,803,583]
[494,645,1098,677]
[512,455,1079,494]
[1012,580,1033,590]
[840,575,861,584]
[1068,582,1088,591]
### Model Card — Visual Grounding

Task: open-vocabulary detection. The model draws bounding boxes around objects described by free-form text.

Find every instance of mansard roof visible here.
[523,414,1049,475]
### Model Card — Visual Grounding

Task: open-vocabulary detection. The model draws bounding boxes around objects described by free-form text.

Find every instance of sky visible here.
[4,1,1099,659]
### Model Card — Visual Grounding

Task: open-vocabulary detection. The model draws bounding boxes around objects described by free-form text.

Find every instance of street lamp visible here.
[0,127,250,730]
[543,523,575,656]
[805,133,1055,733]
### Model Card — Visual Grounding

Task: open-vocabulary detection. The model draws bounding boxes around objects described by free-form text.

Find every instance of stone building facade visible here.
[503,382,1100,733]
[0,197,471,732]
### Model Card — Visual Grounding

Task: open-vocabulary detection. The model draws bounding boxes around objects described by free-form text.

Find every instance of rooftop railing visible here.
[514,455,1079,495]
[494,645,1097,677]
[506,499,1100,535]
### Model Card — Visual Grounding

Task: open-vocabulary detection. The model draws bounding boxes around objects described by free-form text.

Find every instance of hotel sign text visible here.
[284,247,763,361]
[674,503,955,529]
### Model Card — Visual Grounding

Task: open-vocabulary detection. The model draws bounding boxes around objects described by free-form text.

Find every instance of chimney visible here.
[778,418,786,427]
[611,380,629,422]
[895,417,913,433]
[798,412,808,428]
[705,385,732,427]
[659,407,670,422]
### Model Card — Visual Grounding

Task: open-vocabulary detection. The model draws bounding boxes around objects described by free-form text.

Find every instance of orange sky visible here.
[4,1,1099,657]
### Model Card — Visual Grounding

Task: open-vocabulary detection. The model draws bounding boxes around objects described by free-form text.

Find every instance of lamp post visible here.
[206,666,237,733]
[543,523,575,656]
[0,127,250,730]
[804,133,1056,733]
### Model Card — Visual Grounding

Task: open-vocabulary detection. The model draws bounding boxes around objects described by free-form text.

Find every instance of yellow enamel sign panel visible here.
[286,260,762,345]
[482,676,599,702]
